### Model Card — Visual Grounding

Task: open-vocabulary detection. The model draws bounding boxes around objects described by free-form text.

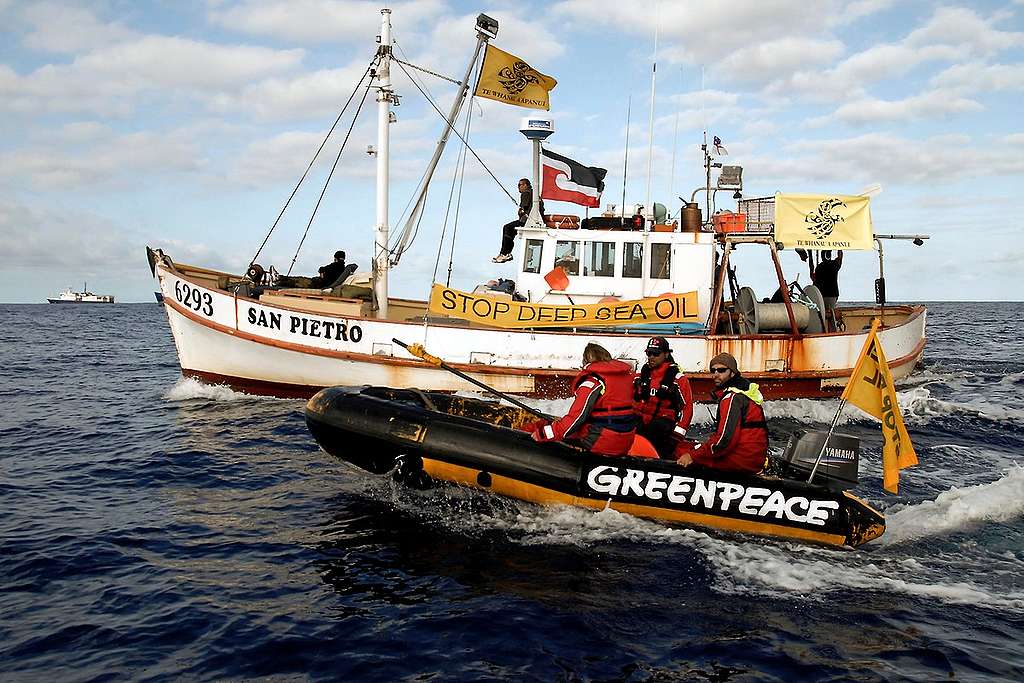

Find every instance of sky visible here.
[2,0,1023,303]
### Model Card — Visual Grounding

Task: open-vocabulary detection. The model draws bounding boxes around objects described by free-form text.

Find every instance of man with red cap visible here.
[633,336,693,459]
[676,352,769,473]
[530,342,637,456]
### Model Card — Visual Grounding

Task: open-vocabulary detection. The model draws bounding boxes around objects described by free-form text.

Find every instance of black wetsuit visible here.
[500,191,545,256]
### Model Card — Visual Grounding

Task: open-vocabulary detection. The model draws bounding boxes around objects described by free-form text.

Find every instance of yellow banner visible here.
[775,193,874,250]
[429,285,699,328]
[841,320,918,493]
[474,45,557,110]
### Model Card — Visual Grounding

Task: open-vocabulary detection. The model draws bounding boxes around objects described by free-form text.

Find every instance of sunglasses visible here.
[645,350,665,356]
[710,367,731,374]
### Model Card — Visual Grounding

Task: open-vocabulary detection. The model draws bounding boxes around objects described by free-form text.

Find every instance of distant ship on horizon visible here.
[47,283,114,304]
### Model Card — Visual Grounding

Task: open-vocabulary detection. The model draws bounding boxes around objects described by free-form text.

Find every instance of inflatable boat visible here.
[305,386,886,548]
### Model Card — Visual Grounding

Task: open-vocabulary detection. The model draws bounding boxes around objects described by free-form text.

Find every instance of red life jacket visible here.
[691,378,769,473]
[632,362,694,438]
[546,359,636,456]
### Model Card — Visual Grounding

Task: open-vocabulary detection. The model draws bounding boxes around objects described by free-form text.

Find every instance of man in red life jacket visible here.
[675,352,769,473]
[633,336,694,459]
[530,342,637,456]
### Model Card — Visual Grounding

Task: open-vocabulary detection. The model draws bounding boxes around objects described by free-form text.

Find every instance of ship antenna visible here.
[621,95,631,219]
[668,66,682,204]
[644,2,659,224]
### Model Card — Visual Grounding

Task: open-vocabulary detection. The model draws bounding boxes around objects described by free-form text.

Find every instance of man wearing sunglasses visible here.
[633,337,693,459]
[675,352,769,473]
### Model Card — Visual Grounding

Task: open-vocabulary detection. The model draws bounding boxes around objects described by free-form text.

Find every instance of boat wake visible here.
[879,466,1024,546]
[378,464,1023,612]
[164,376,254,402]
[898,386,1024,424]
[464,497,1024,611]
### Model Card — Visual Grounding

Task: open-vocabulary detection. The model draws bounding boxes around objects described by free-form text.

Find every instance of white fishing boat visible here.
[47,283,114,304]
[149,8,926,400]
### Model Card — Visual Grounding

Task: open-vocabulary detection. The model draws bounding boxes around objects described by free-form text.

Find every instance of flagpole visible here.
[807,397,847,483]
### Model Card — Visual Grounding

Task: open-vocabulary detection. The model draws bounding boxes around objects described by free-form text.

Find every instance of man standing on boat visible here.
[675,353,768,473]
[810,250,843,329]
[494,179,544,263]
[633,337,693,459]
[529,343,636,456]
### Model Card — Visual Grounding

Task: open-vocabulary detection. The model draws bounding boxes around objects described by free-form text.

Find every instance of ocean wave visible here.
[765,398,860,425]
[996,369,1024,388]
[879,466,1024,546]
[699,539,1024,610]
[898,386,1024,424]
[481,499,1024,610]
[898,367,976,388]
[164,377,253,402]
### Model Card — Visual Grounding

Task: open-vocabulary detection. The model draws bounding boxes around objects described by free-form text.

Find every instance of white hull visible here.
[154,257,926,399]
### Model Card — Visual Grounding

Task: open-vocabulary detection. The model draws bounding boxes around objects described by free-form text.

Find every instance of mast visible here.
[394,16,496,259]
[373,8,393,319]
[644,4,659,223]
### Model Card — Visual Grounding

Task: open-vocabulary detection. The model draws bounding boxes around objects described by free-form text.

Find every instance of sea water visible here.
[1,302,1021,681]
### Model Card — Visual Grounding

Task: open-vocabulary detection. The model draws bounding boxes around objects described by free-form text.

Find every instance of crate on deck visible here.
[713,211,747,233]
[737,196,775,234]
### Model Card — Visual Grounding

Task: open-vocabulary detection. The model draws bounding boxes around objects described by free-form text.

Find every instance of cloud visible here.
[209,0,446,43]
[821,90,983,126]
[0,129,204,189]
[230,113,439,187]
[552,0,835,58]
[717,38,845,84]
[208,63,374,121]
[931,62,1024,93]
[904,6,1024,55]
[45,121,114,144]
[747,132,1024,188]
[834,0,897,24]
[19,2,138,53]
[764,5,1024,105]
[0,36,305,115]
[0,200,142,270]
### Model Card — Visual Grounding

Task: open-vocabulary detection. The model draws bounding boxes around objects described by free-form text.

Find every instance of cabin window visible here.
[523,239,544,273]
[623,243,643,278]
[554,240,580,275]
[585,241,616,277]
[650,243,671,279]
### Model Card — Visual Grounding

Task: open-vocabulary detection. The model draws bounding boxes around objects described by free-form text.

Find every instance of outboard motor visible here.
[773,430,860,491]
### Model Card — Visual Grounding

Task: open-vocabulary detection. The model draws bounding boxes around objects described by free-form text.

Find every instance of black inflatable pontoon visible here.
[305,386,885,548]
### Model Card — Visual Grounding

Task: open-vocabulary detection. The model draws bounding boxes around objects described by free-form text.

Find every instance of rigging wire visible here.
[431,83,476,286]
[446,97,476,288]
[248,59,375,268]
[387,40,440,237]
[387,39,445,259]
[393,58,515,205]
[286,69,376,275]
[392,56,461,86]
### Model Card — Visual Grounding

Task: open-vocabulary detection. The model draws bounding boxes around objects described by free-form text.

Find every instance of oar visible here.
[392,338,552,419]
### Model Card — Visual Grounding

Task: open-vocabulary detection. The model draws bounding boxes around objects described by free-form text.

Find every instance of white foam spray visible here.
[880,466,1024,546]
[164,376,253,402]
[431,487,1024,611]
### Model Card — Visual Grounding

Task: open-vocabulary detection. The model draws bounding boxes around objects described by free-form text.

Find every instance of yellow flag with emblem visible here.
[474,45,557,110]
[841,319,918,493]
[775,193,874,251]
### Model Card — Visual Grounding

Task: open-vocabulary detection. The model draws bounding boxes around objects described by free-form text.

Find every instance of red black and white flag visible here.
[541,148,607,208]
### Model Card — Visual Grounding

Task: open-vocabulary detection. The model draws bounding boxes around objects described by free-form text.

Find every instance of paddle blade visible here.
[544,267,570,291]
[628,434,659,459]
